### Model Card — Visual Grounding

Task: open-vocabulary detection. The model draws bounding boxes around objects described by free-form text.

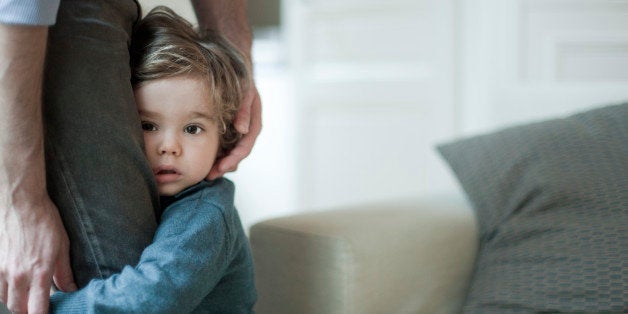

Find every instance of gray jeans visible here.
[43,0,160,287]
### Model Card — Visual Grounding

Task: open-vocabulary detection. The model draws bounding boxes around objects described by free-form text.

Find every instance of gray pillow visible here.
[438,103,627,313]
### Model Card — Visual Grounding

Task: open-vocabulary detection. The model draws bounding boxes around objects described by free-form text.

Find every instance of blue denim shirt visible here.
[50,178,257,313]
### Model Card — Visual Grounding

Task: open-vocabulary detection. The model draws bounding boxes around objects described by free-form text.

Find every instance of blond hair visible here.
[130,6,250,156]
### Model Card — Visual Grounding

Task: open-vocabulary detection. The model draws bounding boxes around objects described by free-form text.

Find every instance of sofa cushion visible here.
[438,103,627,313]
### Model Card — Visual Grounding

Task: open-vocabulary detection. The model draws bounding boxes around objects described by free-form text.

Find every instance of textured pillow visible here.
[438,103,627,313]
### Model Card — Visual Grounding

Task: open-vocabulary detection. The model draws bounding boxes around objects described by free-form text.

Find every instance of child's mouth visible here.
[157,169,177,175]
[154,167,181,184]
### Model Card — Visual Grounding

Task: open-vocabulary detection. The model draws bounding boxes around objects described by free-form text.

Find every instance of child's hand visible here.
[207,84,262,180]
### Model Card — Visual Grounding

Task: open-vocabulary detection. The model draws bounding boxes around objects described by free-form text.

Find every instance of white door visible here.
[459,0,628,134]
[284,0,459,209]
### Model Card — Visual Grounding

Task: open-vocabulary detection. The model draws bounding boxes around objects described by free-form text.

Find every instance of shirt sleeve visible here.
[0,0,61,25]
[49,200,233,313]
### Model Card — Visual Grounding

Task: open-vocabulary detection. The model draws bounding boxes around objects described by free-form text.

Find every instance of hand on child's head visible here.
[207,84,261,180]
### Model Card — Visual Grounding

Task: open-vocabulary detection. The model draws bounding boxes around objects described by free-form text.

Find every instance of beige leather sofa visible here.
[250,194,479,314]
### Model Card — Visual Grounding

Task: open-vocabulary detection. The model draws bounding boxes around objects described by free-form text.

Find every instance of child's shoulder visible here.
[168,178,236,216]
[195,178,236,208]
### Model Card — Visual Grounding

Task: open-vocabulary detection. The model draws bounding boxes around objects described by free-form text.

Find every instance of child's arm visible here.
[49,200,232,313]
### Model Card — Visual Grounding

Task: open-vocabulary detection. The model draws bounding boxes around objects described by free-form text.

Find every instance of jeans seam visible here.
[48,143,105,280]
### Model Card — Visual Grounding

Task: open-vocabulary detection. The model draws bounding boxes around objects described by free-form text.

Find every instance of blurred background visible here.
[139,0,628,231]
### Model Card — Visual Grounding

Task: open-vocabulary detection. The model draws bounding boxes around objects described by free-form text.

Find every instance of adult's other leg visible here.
[43,0,160,287]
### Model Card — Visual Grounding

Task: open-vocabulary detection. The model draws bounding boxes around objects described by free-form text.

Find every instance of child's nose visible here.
[158,135,181,156]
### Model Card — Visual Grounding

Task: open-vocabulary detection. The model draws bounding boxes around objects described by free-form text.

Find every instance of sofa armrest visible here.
[249,196,478,314]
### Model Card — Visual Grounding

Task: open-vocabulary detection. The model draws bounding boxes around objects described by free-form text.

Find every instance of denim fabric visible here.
[43,0,160,287]
[49,178,257,313]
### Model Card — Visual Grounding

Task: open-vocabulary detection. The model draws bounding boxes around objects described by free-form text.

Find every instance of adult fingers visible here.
[233,86,255,134]
[27,273,51,314]
[0,281,7,305]
[247,91,263,138]
[6,276,28,314]
[206,141,246,180]
[207,88,262,180]
[207,158,233,180]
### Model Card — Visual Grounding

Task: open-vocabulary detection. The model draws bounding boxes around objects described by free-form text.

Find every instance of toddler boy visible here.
[49,6,256,313]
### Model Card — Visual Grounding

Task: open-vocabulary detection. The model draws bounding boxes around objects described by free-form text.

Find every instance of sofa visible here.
[249,103,627,313]
[250,192,478,314]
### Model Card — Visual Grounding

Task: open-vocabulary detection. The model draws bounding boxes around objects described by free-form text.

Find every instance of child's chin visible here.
[158,185,184,196]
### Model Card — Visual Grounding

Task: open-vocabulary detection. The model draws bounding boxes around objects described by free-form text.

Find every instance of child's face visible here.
[134,76,220,196]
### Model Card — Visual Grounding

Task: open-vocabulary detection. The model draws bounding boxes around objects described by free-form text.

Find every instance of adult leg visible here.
[43,0,160,287]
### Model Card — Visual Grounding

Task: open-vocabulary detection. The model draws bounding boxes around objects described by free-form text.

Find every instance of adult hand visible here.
[0,23,77,314]
[0,198,77,314]
[207,83,262,180]
[193,0,261,180]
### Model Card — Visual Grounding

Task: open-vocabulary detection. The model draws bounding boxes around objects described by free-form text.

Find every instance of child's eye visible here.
[141,122,157,131]
[184,125,203,134]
